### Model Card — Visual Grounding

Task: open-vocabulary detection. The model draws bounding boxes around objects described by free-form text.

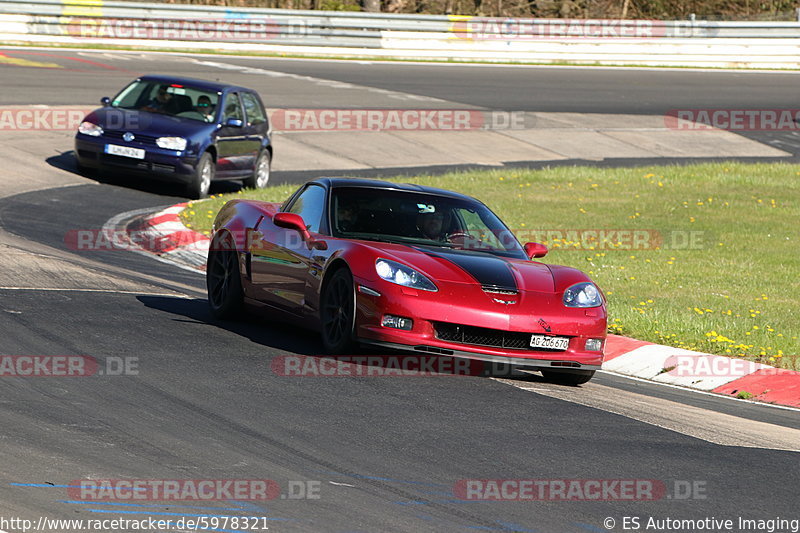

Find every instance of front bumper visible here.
[353,277,606,369]
[359,339,602,370]
[75,134,198,184]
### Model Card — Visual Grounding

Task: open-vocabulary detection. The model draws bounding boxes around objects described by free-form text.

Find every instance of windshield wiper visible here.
[351,235,410,245]
[345,234,456,247]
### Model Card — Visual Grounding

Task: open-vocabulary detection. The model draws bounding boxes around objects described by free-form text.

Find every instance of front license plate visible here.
[105,144,145,159]
[530,335,569,351]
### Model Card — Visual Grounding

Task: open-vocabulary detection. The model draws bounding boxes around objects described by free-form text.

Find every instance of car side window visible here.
[222,92,243,122]
[286,185,326,234]
[241,92,266,126]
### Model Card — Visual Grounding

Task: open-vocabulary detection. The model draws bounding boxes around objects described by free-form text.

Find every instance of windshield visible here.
[330,187,526,258]
[112,80,220,123]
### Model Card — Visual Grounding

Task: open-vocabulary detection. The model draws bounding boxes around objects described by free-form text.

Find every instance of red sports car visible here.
[206,178,606,385]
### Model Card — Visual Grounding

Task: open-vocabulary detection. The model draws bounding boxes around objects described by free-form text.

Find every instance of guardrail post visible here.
[363,0,380,12]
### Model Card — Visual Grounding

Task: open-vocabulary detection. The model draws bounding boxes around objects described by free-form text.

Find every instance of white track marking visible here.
[12,46,800,73]
[193,59,454,103]
[597,369,800,412]
[497,369,800,413]
[496,377,800,452]
[328,481,356,487]
[0,287,186,296]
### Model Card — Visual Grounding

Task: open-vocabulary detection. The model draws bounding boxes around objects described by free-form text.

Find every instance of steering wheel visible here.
[446,231,471,247]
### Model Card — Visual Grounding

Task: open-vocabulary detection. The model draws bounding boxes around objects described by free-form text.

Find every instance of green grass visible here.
[181,162,800,369]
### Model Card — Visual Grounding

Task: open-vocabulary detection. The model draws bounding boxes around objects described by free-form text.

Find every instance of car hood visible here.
[364,242,556,293]
[84,107,212,137]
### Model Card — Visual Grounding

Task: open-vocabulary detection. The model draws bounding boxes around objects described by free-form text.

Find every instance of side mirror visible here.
[100,97,111,107]
[273,212,327,250]
[524,242,548,259]
[224,118,243,128]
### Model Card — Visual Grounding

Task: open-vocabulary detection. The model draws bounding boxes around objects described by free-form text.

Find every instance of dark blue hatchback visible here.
[75,75,272,198]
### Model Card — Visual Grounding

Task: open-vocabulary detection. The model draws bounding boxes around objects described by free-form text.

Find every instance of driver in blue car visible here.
[142,85,172,113]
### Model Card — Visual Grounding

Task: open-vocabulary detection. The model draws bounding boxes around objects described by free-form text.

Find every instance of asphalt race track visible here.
[0,49,798,533]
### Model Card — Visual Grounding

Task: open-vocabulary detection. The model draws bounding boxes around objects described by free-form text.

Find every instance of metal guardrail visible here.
[5,0,800,40]
[2,0,800,66]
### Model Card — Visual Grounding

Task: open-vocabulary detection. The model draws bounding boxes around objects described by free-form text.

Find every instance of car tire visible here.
[320,267,356,355]
[187,152,214,199]
[540,369,595,386]
[206,234,244,320]
[242,149,271,190]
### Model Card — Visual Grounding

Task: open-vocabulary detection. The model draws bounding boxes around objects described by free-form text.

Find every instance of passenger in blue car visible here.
[195,95,215,121]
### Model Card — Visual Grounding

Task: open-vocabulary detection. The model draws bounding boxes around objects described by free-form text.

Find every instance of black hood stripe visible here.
[421,249,517,291]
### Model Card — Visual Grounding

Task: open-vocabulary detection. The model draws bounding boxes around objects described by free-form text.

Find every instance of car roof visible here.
[138,75,252,93]
[315,177,478,202]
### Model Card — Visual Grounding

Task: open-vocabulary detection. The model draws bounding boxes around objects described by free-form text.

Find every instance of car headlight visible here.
[78,121,103,137]
[375,259,437,292]
[156,137,187,151]
[563,282,602,308]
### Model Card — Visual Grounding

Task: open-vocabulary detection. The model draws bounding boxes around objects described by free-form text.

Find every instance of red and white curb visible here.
[604,335,800,408]
[129,202,800,409]
[129,202,211,271]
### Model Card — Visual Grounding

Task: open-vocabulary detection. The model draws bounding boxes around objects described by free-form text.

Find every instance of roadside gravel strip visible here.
[122,204,800,409]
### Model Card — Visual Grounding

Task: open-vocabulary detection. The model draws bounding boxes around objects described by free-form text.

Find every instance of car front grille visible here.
[152,163,176,173]
[100,154,149,169]
[99,155,175,174]
[103,130,159,146]
[434,322,550,350]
